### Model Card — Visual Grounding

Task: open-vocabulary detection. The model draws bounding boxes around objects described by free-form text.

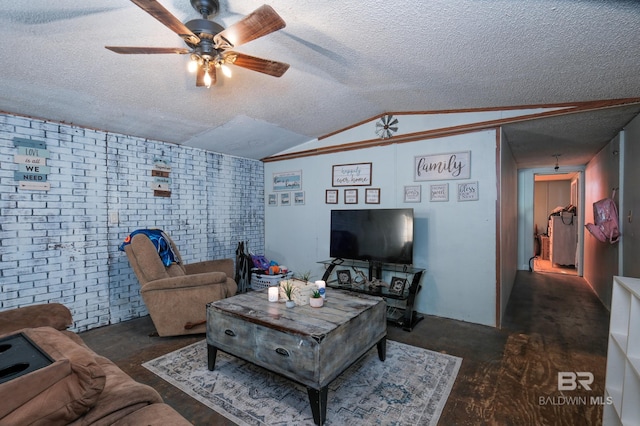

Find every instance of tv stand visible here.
[319,259,425,331]
[368,261,383,281]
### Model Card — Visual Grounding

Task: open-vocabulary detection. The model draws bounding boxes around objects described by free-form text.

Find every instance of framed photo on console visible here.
[336,270,352,285]
[389,277,407,295]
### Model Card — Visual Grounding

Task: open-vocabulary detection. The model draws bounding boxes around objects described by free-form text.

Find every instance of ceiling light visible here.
[204,71,212,88]
[220,64,232,78]
[187,58,199,73]
[553,154,561,171]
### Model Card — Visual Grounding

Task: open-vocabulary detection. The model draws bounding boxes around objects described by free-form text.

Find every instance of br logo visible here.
[558,372,594,391]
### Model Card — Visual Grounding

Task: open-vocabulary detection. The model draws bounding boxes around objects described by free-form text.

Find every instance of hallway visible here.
[80,270,610,425]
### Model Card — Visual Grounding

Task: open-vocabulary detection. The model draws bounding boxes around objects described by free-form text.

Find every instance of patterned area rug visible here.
[143,339,461,425]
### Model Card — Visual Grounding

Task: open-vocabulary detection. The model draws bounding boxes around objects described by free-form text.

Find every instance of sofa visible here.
[0,303,191,425]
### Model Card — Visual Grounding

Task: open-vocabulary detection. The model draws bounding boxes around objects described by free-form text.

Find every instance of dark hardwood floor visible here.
[79,270,610,425]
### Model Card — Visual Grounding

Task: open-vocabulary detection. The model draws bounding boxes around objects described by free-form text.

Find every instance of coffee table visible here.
[206,288,386,425]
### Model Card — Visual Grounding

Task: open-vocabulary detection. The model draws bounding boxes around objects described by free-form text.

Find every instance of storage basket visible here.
[251,271,293,291]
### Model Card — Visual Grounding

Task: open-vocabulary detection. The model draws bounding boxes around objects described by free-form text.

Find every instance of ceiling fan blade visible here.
[214,5,285,49]
[105,46,190,54]
[388,118,399,126]
[130,0,200,45]
[223,52,289,77]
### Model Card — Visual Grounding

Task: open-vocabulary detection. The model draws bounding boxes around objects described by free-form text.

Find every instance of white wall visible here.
[0,112,264,331]
[265,129,498,327]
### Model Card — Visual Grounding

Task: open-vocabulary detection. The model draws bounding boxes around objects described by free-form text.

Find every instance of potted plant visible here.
[309,289,324,308]
[297,271,312,283]
[281,280,296,308]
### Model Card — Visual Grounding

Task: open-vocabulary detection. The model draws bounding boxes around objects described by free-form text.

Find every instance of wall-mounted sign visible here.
[332,162,372,187]
[457,181,479,201]
[273,170,302,191]
[152,158,171,197]
[414,151,470,181]
[13,138,50,191]
[430,183,449,202]
[404,185,421,203]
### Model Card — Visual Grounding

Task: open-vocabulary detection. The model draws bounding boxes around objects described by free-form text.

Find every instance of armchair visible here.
[123,232,237,337]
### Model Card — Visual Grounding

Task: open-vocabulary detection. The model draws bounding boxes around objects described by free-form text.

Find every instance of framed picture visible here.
[430,183,449,202]
[325,189,338,204]
[389,277,407,295]
[280,192,291,206]
[414,151,471,181]
[344,189,358,204]
[293,191,305,205]
[404,185,421,203]
[267,194,277,206]
[457,181,479,201]
[332,163,372,187]
[336,270,352,285]
[365,188,380,204]
[272,170,302,191]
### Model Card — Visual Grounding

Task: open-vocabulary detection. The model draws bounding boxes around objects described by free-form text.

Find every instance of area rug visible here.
[143,339,461,425]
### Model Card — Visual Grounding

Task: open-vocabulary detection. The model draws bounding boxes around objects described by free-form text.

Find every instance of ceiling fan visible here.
[106,0,290,88]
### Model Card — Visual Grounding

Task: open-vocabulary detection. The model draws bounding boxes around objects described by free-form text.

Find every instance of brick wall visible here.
[0,112,264,332]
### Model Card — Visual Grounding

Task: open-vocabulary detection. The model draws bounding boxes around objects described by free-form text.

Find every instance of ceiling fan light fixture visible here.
[203,68,213,88]
[105,1,289,88]
[220,63,232,78]
[187,57,199,73]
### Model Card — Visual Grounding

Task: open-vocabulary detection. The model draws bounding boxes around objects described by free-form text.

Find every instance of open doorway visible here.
[533,172,580,276]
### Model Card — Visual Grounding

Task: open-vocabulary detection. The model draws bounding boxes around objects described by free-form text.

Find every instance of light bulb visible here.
[220,64,232,78]
[203,71,212,88]
[187,59,198,73]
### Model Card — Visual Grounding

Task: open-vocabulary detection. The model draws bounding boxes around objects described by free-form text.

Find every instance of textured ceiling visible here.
[0,0,639,166]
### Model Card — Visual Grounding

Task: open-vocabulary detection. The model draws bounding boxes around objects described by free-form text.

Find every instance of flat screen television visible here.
[330,208,414,265]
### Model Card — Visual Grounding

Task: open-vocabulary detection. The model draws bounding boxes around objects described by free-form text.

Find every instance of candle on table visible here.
[268,286,279,302]
[315,280,326,299]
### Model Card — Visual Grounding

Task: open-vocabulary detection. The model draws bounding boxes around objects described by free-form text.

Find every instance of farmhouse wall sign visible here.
[332,163,372,187]
[13,137,51,191]
[273,170,302,191]
[414,151,470,181]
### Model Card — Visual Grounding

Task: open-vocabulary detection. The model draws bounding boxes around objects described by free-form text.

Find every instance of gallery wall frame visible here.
[365,188,380,204]
[332,162,372,187]
[325,189,338,204]
[293,191,305,205]
[273,170,302,191]
[457,181,479,201]
[414,151,470,181]
[403,185,421,203]
[344,189,358,204]
[430,183,449,202]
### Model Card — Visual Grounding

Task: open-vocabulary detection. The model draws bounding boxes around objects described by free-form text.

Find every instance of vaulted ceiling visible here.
[1,0,639,167]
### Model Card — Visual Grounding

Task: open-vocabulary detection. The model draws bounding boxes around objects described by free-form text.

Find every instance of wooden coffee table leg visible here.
[307,386,328,425]
[377,336,386,361]
[207,344,218,371]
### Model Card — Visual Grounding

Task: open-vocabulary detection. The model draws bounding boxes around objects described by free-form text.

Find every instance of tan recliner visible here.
[123,233,237,337]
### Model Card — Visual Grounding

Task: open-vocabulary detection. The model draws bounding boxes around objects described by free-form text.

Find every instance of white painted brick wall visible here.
[0,112,264,332]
